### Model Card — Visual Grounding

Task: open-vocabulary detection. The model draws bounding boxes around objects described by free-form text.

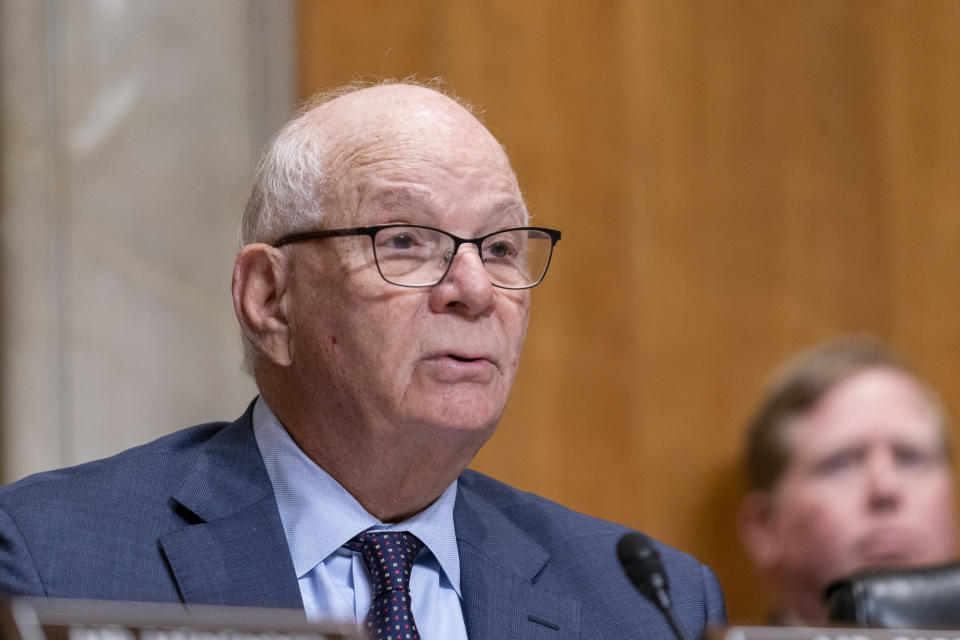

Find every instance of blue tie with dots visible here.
[344,530,425,640]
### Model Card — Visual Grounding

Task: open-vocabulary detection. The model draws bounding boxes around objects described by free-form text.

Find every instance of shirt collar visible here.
[252,397,462,596]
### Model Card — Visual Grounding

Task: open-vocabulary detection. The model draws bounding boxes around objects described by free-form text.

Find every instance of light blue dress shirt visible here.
[252,398,468,640]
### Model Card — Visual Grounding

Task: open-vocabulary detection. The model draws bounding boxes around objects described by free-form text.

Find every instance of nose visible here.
[866,450,903,513]
[428,244,495,316]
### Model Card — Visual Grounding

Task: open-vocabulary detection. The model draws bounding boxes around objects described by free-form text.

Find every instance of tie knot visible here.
[344,530,424,596]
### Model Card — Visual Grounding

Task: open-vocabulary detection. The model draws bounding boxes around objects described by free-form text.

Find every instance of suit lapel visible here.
[159,404,303,608]
[455,475,581,639]
[156,409,582,627]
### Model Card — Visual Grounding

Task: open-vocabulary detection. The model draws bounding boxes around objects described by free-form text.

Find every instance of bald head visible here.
[241,82,520,246]
[308,84,501,159]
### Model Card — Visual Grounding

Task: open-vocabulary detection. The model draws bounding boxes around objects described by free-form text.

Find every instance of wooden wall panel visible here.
[297,0,960,623]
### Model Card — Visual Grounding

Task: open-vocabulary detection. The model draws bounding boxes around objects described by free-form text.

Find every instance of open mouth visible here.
[425,353,497,381]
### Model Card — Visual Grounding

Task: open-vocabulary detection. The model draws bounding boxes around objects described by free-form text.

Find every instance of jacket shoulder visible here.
[0,420,230,503]
[457,469,727,630]
[0,415,252,599]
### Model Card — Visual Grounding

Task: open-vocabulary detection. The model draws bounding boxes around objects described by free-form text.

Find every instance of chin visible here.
[397,386,507,439]
[432,413,500,436]
[426,390,506,421]
[415,408,501,445]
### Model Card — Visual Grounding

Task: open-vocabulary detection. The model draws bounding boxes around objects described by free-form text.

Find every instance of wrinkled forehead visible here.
[308,86,523,224]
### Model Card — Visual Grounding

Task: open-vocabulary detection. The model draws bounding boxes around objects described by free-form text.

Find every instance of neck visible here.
[265,399,486,523]
[319,444,464,522]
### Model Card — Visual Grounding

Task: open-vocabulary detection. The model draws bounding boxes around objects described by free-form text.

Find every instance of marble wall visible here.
[0,0,294,483]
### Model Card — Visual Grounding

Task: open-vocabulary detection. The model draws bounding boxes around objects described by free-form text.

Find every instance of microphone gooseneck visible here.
[617,532,692,640]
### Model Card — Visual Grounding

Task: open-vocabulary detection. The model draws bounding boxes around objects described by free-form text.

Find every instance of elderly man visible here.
[0,82,724,638]
[738,336,957,625]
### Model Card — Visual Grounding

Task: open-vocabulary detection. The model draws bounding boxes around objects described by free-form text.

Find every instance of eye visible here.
[812,449,864,476]
[376,228,433,254]
[483,232,523,262]
[487,241,512,259]
[389,233,414,250]
[374,227,446,266]
[894,445,944,470]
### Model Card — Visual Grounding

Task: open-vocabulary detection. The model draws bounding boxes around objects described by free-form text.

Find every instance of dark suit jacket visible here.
[0,403,725,638]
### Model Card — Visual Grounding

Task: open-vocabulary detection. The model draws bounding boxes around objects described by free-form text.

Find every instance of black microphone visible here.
[617,531,691,640]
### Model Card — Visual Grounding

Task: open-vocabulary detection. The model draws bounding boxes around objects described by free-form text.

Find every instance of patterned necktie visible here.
[344,530,425,640]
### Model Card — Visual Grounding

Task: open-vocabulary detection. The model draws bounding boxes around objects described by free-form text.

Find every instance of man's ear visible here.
[738,490,782,572]
[232,243,294,366]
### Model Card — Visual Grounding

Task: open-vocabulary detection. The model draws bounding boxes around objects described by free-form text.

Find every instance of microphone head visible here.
[617,531,669,601]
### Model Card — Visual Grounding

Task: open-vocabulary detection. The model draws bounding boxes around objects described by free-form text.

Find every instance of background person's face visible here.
[766,367,956,614]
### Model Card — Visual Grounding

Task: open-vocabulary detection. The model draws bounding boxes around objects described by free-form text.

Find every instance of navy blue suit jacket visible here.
[0,403,725,638]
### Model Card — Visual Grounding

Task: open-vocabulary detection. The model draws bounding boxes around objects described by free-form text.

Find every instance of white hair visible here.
[239,78,481,247]
[240,108,328,245]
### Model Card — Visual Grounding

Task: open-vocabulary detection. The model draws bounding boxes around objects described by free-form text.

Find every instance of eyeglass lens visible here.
[372,226,554,288]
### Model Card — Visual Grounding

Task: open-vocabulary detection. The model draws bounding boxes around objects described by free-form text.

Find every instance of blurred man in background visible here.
[738,336,957,624]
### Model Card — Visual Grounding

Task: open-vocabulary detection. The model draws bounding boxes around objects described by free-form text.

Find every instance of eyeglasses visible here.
[273,224,561,289]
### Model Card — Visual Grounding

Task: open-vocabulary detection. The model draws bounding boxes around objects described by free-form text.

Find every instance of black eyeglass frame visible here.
[272,223,562,289]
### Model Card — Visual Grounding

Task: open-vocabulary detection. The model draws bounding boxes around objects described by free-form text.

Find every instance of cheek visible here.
[502,293,530,357]
[770,496,862,585]
[358,305,423,380]
[293,286,388,379]
[777,484,862,547]
[923,470,954,506]
[912,475,956,534]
